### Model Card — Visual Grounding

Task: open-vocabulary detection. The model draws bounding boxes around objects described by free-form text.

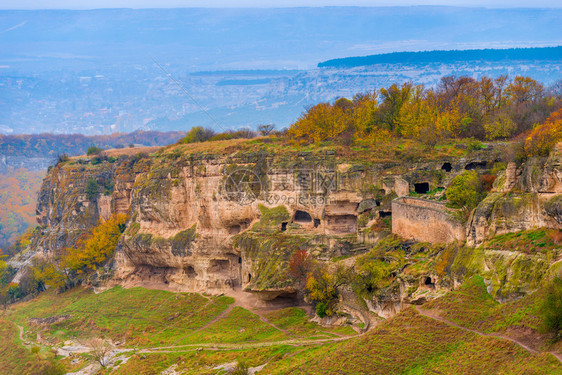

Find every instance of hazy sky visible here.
[1,0,560,9]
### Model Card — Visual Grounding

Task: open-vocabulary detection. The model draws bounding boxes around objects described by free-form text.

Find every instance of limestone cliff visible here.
[20,142,561,312]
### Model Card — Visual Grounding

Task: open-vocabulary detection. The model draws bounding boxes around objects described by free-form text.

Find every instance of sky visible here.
[0,0,560,9]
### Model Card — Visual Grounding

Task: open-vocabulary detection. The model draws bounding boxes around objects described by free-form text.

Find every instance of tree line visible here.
[287,75,561,153]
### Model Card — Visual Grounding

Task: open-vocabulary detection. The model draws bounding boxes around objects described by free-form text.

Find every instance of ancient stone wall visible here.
[391,197,466,243]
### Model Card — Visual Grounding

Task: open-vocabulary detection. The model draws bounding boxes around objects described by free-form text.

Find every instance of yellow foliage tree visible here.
[525,109,562,156]
[61,214,127,274]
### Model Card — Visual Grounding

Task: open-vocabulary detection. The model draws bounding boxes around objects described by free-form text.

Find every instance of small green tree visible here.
[86,146,103,156]
[541,277,562,341]
[446,170,485,220]
[85,178,99,200]
[180,127,215,144]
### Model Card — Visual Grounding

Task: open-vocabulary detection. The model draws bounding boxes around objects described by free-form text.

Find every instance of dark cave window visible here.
[441,162,452,172]
[281,222,288,231]
[313,219,321,228]
[294,210,312,223]
[414,182,430,194]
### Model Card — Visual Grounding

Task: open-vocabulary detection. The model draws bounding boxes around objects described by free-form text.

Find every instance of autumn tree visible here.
[61,214,127,277]
[525,109,562,156]
[288,249,313,284]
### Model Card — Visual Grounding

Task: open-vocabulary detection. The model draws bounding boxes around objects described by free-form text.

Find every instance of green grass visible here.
[264,307,356,337]
[261,308,561,374]
[0,319,62,375]
[4,282,562,374]
[9,286,234,348]
[425,275,544,334]
[483,229,562,254]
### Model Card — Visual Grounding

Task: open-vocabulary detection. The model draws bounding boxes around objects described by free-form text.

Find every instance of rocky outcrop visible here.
[21,142,560,303]
[467,143,562,246]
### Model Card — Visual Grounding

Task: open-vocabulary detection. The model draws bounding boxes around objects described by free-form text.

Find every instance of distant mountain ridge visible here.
[318,46,562,68]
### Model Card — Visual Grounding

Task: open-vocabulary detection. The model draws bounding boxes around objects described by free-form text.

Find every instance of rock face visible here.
[24,143,561,300]
[466,143,562,246]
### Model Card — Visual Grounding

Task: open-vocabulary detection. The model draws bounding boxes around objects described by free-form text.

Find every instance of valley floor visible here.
[1,278,561,374]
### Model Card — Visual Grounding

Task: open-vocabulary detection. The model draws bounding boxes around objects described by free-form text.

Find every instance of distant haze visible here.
[1,1,561,9]
[0,6,560,135]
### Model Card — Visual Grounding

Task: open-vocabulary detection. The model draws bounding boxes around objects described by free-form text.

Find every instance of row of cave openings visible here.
[412,161,489,195]
[281,210,321,231]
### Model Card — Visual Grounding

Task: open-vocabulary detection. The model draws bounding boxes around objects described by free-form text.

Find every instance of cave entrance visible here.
[313,219,321,228]
[465,161,487,170]
[294,210,312,223]
[441,162,452,172]
[238,257,242,264]
[424,276,435,288]
[414,182,430,194]
[248,273,252,283]
[281,222,288,231]
[379,211,392,218]
[185,266,197,278]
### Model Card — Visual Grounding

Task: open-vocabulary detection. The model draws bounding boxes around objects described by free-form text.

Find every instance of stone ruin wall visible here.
[391,197,465,243]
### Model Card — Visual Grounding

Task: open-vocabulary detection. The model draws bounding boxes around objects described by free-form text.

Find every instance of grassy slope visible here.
[1,282,561,374]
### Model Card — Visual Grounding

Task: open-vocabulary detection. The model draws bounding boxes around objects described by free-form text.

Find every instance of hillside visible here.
[0,71,561,373]
[0,130,559,373]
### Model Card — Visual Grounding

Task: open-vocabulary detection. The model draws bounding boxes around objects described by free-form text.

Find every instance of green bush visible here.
[316,301,328,318]
[86,146,103,156]
[85,178,99,200]
[541,277,562,341]
[179,127,215,144]
[446,170,485,220]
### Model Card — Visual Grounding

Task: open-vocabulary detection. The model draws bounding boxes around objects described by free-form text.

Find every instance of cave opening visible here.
[238,257,242,264]
[465,161,487,170]
[379,211,392,218]
[313,219,321,228]
[414,182,430,194]
[281,222,288,231]
[294,210,312,223]
[248,273,252,283]
[185,266,197,278]
[424,276,435,287]
[228,225,241,235]
[441,162,452,172]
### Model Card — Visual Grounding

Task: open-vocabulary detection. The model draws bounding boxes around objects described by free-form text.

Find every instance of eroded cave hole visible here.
[424,276,435,287]
[210,259,230,274]
[185,266,197,278]
[379,211,392,218]
[314,219,321,228]
[294,210,312,223]
[464,161,487,170]
[248,273,252,283]
[441,162,452,172]
[281,222,288,231]
[228,225,241,235]
[414,182,430,194]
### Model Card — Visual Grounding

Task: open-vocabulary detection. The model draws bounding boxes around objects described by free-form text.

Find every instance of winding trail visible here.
[413,305,562,364]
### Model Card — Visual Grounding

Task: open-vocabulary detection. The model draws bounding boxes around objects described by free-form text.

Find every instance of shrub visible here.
[446,170,485,220]
[540,277,562,341]
[179,126,216,144]
[85,178,99,200]
[86,146,103,156]
[315,301,328,318]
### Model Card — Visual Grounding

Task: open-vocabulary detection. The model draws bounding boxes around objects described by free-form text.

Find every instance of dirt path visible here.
[141,335,353,353]
[413,306,562,364]
[17,324,27,345]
